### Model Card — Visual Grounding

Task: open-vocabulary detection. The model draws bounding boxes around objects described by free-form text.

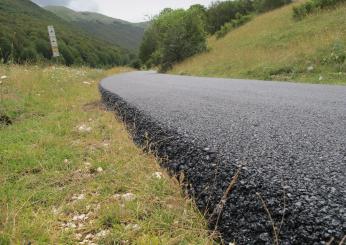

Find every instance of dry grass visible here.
[171,1,346,85]
[0,65,213,244]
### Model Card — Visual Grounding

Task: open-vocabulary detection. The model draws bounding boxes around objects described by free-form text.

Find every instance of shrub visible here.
[293,0,345,19]
[215,14,253,39]
[253,0,292,13]
[35,39,51,59]
[206,0,253,34]
[130,59,141,70]
[19,47,37,63]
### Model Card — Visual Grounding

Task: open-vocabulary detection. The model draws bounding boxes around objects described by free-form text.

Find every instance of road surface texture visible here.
[100,71,346,244]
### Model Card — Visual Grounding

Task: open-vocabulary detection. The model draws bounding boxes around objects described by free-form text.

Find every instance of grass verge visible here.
[0,65,213,244]
[171,1,346,85]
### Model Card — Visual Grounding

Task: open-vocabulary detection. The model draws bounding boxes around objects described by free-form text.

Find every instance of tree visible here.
[20,47,37,63]
[253,0,292,13]
[139,8,207,72]
[206,0,253,34]
[35,39,51,59]
[0,36,12,63]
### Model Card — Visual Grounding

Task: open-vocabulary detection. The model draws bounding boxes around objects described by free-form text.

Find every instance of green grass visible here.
[0,65,213,244]
[171,0,346,85]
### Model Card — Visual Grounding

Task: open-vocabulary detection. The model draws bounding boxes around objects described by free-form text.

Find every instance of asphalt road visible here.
[100,71,346,244]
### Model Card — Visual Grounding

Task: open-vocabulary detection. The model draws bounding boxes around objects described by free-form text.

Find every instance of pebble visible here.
[97,167,103,173]
[122,193,136,201]
[114,193,136,202]
[0,75,8,80]
[78,124,92,133]
[72,194,85,201]
[152,172,163,179]
[125,224,140,231]
[307,66,314,72]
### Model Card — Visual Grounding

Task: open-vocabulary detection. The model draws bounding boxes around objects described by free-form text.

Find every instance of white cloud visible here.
[32,0,215,22]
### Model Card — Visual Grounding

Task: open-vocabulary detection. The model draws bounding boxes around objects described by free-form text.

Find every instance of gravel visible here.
[100,71,346,244]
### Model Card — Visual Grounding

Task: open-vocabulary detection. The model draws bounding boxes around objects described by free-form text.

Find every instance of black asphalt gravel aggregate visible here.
[100,71,346,244]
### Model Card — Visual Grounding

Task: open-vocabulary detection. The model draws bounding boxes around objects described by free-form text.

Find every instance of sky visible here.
[32,0,215,23]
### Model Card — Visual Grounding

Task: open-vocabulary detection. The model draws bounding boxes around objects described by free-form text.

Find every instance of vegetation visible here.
[293,0,346,19]
[0,0,130,68]
[139,7,207,72]
[45,6,148,51]
[171,1,346,85]
[215,13,253,39]
[0,64,214,244]
[140,0,292,71]
[206,0,253,34]
[253,0,292,13]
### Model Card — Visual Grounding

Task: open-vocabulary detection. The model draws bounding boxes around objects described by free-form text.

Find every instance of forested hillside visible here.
[0,0,131,67]
[45,6,147,51]
[140,0,292,71]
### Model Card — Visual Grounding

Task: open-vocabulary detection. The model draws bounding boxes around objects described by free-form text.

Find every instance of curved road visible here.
[100,71,346,244]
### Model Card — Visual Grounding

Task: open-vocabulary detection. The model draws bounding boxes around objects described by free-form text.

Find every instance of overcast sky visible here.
[32,0,215,22]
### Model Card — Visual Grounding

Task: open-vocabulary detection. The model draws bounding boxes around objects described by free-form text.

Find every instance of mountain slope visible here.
[171,1,346,85]
[45,6,147,51]
[0,0,129,67]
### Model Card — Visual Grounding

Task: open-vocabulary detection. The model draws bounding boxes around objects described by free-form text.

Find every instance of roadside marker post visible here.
[47,25,60,57]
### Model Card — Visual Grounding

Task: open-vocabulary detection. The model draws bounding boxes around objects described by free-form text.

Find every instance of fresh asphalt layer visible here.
[100,71,346,244]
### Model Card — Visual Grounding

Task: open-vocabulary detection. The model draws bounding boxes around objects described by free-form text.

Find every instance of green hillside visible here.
[45,6,147,51]
[171,1,346,85]
[0,0,130,67]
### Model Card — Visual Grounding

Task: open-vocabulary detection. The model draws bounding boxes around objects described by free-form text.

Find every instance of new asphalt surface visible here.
[100,71,346,244]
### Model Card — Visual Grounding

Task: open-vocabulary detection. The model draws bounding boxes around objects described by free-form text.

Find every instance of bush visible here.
[253,0,292,13]
[293,0,345,19]
[215,14,253,39]
[206,0,253,34]
[35,39,51,59]
[19,47,37,63]
[130,59,141,69]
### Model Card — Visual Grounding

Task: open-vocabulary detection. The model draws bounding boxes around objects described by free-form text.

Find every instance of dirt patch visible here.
[0,114,12,126]
[83,100,106,112]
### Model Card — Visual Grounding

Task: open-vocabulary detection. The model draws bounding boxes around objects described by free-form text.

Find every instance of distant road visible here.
[100,71,346,244]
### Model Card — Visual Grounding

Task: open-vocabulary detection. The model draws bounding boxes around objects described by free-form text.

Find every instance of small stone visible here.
[83,81,91,85]
[73,214,86,221]
[1,75,8,80]
[64,159,70,164]
[78,124,92,133]
[84,162,91,167]
[125,224,140,231]
[85,233,94,240]
[307,66,314,72]
[96,230,110,238]
[113,194,122,200]
[75,233,83,240]
[319,75,324,81]
[152,172,163,179]
[65,222,77,229]
[122,193,136,201]
[97,167,103,173]
[72,194,85,201]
